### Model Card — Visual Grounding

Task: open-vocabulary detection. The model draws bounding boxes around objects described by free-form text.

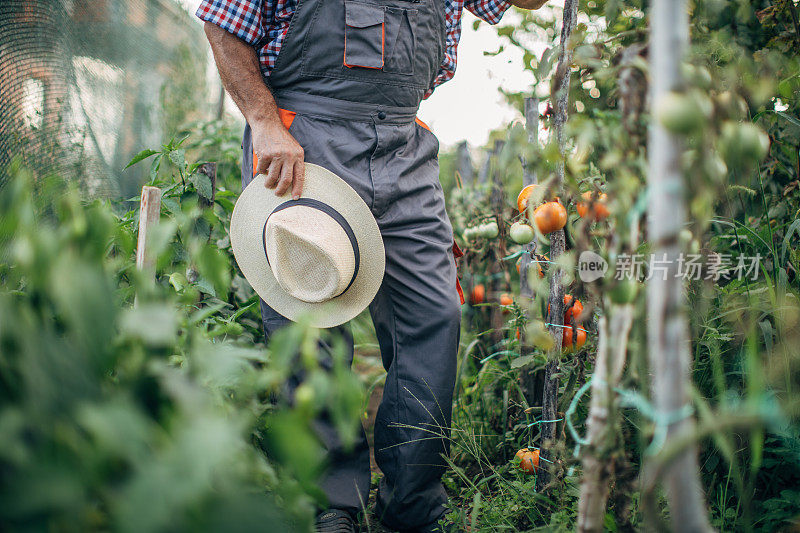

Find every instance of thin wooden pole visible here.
[519,97,541,407]
[643,0,711,530]
[489,140,508,346]
[136,185,162,272]
[519,96,539,301]
[538,0,579,491]
[456,141,474,186]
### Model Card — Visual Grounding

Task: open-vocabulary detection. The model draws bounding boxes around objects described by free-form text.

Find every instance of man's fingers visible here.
[291,160,305,200]
[274,160,295,196]
[255,153,270,176]
[265,161,281,189]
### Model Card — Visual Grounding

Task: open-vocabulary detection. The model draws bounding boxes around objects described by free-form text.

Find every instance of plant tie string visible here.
[563,377,695,457]
[544,322,590,334]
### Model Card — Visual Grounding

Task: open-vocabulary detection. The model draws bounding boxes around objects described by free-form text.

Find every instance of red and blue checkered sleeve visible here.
[465,0,512,24]
[196,0,265,46]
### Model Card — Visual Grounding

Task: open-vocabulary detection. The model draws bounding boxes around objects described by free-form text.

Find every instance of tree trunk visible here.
[644,0,711,530]
[537,0,578,492]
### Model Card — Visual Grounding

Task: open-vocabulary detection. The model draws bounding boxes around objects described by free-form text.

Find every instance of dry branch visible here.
[577,307,633,532]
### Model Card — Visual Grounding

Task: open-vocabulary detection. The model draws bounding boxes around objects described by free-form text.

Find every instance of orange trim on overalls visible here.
[343,22,385,69]
[415,117,432,132]
[253,108,297,176]
[453,241,465,305]
[278,108,296,129]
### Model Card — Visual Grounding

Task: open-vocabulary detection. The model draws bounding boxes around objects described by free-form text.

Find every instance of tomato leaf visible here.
[124,149,159,169]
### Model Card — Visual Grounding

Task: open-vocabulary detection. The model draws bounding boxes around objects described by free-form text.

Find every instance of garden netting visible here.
[0,0,209,198]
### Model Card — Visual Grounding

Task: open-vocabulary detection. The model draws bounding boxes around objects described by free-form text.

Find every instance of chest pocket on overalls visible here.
[343,0,417,76]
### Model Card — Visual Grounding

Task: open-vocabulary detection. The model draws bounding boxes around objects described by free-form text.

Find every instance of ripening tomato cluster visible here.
[550,294,587,351]
[509,185,610,246]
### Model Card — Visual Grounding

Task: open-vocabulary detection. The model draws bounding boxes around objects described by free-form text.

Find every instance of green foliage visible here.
[0,133,364,530]
[438,0,800,530]
[3,0,800,531]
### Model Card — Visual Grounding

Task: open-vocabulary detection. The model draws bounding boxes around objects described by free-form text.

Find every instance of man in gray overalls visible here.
[200,0,547,530]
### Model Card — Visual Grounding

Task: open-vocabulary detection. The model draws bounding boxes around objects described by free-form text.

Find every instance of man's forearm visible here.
[204,22,278,127]
[204,21,305,198]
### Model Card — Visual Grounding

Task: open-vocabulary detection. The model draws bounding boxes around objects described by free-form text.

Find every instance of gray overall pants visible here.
[241,0,461,528]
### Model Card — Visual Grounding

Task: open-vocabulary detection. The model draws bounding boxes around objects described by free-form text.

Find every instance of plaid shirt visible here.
[196,0,511,97]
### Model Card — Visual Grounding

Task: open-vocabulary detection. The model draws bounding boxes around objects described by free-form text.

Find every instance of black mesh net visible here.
[0,0,208,197]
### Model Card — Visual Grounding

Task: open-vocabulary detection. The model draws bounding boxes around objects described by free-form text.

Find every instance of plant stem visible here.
[538,0,578,493]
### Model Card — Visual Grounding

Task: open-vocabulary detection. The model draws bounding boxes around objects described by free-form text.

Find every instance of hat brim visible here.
[230,164,385,328]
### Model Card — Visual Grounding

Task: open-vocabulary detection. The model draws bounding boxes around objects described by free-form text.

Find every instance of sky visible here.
[181,0,562,149]
[418,11,537,148]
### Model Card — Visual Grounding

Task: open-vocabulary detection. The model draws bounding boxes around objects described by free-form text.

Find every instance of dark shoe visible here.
[315,509,357,533]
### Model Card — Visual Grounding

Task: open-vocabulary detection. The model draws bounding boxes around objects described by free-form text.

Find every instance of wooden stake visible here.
[489,140,509,347]
[643,0,711,529]
[520,97,542,407]
[136,186,162,272]
[456,141,474,186]
[519,96,539,302]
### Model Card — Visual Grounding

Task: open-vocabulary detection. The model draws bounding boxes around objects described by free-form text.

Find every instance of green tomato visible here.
[656,92,705,134]
[720,121,770,167]
[294,383,315,415]
[509,222,535,244]
[682,63,712,89]
[481,220,500,239]
[609,279,638,305]
[704,152,728,182]
[715,91,748,120]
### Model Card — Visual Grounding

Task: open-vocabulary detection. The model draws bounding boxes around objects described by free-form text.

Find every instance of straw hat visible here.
[230,164,385,328]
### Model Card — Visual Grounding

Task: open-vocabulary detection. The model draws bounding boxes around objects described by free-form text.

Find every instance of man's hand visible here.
[204,21,306,198]
[509,0,548,9]
[251,120,305,199]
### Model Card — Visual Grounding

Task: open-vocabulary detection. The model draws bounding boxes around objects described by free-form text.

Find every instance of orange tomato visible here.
[576,191,610,221]
[562,326,587,351]
[563,295,584,323]
[515,328,521,340]
[533,201,567,234]
[549,294,583,323]
[470,284,485,305]
[535,254,548,279]
[515,448,540,474]
[500,293,514,307]
[516,184,539,214]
